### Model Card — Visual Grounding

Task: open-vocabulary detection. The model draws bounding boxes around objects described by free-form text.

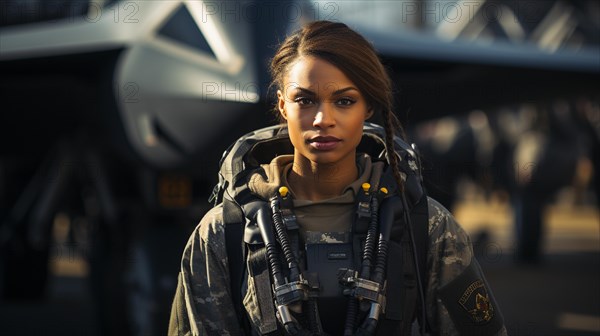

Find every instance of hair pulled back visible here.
[269,20,407,193]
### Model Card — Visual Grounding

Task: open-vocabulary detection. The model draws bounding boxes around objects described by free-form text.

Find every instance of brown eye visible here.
[337,98,356,106]
[295,97,314,106]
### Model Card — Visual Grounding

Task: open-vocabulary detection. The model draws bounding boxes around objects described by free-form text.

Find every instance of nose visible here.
[313,103,335,128]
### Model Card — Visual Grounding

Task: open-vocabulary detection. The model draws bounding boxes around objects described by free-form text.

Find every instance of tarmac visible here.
[455,194,600,336]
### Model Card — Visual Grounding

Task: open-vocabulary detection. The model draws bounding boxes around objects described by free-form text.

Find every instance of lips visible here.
[308,136,341,151]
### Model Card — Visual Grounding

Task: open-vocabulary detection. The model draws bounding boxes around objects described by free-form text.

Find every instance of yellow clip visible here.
[279,186,289,197]
[380,187,388,195]
[362,183,371,193]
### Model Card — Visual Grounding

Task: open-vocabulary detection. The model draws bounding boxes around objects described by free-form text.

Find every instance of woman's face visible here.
[277,56,372,165]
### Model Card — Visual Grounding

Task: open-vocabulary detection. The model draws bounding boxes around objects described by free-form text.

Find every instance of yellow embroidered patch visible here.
[459,280,494,324]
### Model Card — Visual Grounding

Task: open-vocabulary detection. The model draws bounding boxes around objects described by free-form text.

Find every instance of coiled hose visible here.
[345,193,379,335]
[343,297,358,336]
[270,197,300,281]
[306,299,325,334]
[372,234,388,286]
[356,196,401,336]
[268,198,324,336]
[361,196,380,279]
[256,205,285,288]
[259,193,404,336]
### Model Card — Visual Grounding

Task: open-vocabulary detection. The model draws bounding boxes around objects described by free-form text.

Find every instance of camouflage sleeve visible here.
[426,198,507,336]
[168,204,243,336]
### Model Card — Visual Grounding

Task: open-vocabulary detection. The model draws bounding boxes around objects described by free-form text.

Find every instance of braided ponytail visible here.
[382,105,407,194]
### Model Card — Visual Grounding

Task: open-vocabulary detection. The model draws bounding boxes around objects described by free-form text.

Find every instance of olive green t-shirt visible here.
[248,153,385,240]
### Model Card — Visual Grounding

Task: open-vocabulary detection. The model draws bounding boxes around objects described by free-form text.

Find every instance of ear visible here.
[277,90,287,120]
[365,108,374,120]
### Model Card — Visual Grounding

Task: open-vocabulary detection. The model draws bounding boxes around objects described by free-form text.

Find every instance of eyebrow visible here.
[293,86,359,96]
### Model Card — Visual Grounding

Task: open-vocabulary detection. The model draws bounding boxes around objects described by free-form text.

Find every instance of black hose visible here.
[360,196,379,279]
[284,323,316,336]
[256,204,285,287]
[372,196,400,286]
[345,194,378,334]
[373,196,390,286]
[306,300,318,333]
[357,196,401,335]
[355,318,378,336]
[259,201,314,335]
[306,299,326,335]
[344,298,358,336]
[270,197,300,281]
[265,243,285,286]
[284,322,302,335]
[372,239,388,286]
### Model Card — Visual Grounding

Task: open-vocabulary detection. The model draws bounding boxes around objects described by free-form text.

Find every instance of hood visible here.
[247,153,386,203]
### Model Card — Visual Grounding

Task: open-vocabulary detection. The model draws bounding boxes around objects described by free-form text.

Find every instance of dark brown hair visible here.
[269,20,406,193]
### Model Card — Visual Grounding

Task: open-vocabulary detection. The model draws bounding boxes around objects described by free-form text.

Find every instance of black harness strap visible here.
[223,198,250,332]
[247,247,278,334]
[408,193,431,333]
[411,195,429,299]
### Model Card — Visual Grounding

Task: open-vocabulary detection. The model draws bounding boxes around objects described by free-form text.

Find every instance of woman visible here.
[169,21,506,336]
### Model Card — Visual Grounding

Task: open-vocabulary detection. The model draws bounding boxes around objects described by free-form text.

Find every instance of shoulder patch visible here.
[438,260,504,335]
[459,279,494,324]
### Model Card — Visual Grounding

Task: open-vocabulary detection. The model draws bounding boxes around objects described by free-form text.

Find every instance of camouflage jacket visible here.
[169,156,507,335]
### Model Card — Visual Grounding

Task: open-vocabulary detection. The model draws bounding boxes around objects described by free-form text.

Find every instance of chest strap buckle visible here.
[273,278,310,306]
[338,268,386,311]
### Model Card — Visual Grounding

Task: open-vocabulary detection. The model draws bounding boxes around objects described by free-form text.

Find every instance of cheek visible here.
[347,116,366,148]
[287,109,313,129]
[285,112,305,147]
[350,115,366,135]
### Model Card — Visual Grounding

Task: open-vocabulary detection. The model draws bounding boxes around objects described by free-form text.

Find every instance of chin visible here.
[310,157,339,165]
[305,150,348,165]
